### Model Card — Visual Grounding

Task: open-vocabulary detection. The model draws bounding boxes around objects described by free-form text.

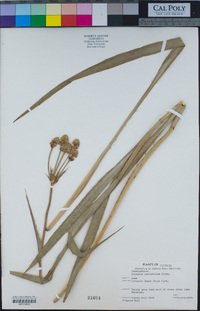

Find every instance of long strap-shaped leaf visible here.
[14,37,184,123]
[68,197,108,258]
[10,271,50,284]
[25,191,42,252]
[46,37,185,231]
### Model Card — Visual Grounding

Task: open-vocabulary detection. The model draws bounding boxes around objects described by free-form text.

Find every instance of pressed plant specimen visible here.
[42,135,80,246]
[11,36,186,303]
[11,134,80,281]
[11,101,186,302]
[13,38,185,234]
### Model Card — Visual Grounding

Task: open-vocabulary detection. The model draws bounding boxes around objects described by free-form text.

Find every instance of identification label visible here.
[84,34,108,49]
[119,262,197,310]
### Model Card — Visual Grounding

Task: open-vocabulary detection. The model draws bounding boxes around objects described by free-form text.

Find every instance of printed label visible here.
[148,3,191,17]
[119,262,197,309]
[84,35,108,49]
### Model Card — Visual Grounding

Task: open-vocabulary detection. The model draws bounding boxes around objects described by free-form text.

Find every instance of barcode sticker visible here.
[12,296,36,305]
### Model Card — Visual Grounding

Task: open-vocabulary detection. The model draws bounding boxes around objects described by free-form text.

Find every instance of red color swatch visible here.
[61,15,76,26]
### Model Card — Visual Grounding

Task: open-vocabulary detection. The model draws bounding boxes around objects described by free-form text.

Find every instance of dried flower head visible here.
[68,155,75,161]
[60,135,69,144]
[60,142,72,154]
[72,139,80,149]
[71,149,79,158]
[48,134,80,186]
[50,137,60,148]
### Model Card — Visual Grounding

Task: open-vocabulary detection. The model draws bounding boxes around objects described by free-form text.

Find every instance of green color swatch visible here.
[31,15,46,26]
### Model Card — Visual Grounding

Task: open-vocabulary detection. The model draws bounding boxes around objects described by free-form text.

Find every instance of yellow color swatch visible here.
[46,15,61,26]
[46,3,61,15]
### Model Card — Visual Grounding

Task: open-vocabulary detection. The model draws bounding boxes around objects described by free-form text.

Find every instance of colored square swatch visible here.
[108,15,123,26]
[77,4,92,15]
[31,4,46,16]
[46,15,61,27]
[16,4,30,16]
[123,15,138,26]
[1,4,15,16]
[16,15,31,27]
[61,15,76,26]
[123,3,139,15]
[46,4,61,15]
[0,15,15,27]
[62,4,76,15]
[107,4,123,15]
[77,15,92,26]
[31,15,46,27]
[92,4,107,26]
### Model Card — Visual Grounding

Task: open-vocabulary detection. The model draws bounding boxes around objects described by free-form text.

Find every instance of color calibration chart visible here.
[0,2,139,27]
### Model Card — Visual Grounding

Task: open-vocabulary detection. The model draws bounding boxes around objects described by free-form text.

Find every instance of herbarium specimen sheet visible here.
[0,27,199,310]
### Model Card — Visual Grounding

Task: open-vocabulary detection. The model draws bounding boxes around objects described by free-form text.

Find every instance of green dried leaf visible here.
[68,226,123,258]
[68,196,109,257]
[14,37,184,122]
[63,226,123,301]
[25,191,42,251]
[10,271,50,284]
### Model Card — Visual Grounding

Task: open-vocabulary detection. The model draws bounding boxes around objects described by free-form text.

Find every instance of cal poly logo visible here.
[148,3,191,17]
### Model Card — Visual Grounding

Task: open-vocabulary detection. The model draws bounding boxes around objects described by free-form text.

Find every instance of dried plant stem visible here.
[56,154,65,174]
[53,102,185,302]
[56,158,70,177]
[41,187,53,245]
[47,45,184,231]
[48,148,53,174]
[53,151,63,175]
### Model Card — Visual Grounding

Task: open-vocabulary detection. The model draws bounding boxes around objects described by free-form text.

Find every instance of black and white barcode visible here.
[12,296,36,305]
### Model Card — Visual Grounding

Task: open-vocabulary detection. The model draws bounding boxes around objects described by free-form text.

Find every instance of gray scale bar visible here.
[139,18,200,27]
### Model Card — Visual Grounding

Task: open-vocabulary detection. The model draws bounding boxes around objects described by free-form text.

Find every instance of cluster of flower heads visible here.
[48,135,80,186]
[50,135,80,161]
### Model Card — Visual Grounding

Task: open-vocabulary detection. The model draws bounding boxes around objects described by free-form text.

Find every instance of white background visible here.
[1,27,199,309]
